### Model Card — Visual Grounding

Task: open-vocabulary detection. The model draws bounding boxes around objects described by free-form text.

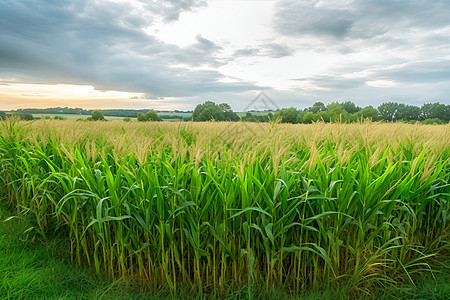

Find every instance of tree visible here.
[192,101,239,122]
[273,108,300,123]
[320,102,349,122]
[356,106,379,121]
[145,110,162,121]
[0,111,5,120]
[302,112,317,124]
[137,110,162,122]
[91,110,105,121]
[341,101,361,114]
[309,102,327,114]
[420,103,449,121]
[13,113,34,120]
[400,105,421,121]
[377,102,403,121]
[193,101,223,121]
[219,103,240,121]
[137,112,147,122]
[242,112,257,122]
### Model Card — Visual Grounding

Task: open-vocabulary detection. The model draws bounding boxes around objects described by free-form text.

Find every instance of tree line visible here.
[2,101,449,123]
[192,101,450,124]
[11,107,192,118]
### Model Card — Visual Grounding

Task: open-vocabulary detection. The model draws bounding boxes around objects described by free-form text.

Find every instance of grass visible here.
[0,203,160,299]
[0,120,449,298]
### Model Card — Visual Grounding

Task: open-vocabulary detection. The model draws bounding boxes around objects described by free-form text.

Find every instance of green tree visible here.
[219,103,240,121]
[137,112,147,122]
[309,102,327,113]
[273,108,300,123]
[420,103,449,121]
[91,110,105,121]
[193,101,222,121]
[13,113,34,120]
[341,101,361,114]
[145,110,161,122]
[302,112,318,124]
[193,101,239,121]
[356,106,379,121]
[320,102,349,122]
[0,111,5,120]
[377,102,403,121]
[400,105,421,121]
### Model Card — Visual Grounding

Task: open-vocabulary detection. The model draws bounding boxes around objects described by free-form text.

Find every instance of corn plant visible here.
[0,120,448,296]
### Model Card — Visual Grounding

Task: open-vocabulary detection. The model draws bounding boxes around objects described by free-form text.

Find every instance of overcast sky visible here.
[1,0,450,110]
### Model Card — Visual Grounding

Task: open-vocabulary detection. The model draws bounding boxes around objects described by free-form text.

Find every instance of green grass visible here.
[0,204,166,300]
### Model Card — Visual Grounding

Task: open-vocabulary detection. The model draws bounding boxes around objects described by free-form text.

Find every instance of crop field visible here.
[0,120,449,297]
[29,113,132,121]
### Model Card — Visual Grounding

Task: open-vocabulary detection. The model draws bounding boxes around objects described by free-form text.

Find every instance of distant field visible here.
[14,112,272,121]
[30,112,194,121]
[31,113,130,121]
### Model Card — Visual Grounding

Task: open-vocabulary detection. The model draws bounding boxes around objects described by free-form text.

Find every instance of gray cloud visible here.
[272,0,450,106]
[233,48,260,57]
[139,0,207,22]
[264,43,294,58]
[0,0,258,99]
[274,0,353,39]
[291,75,365,90]
[1,0,449,110]
[293,57,450,89]
[371,59,450,84]
[274,0,450,41]
[164,35,227,68]
[288,56,450,109]
[233,43,294,59]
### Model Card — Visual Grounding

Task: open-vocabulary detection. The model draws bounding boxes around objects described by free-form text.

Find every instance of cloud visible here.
[0,0,259,100]
[271,0,450,106]
[233,48,260,57]
[274,0,353,39]
[165,34,227,67]
[140,0,207,22]
[293,56,450,91]
[291,75,365,90]
[1,0,449,110]
[273,0,450,41]
[232,43,294,59]
[368,58,450,84]
[264,43,294,58]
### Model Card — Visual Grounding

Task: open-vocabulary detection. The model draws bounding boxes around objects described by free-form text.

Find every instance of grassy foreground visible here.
[0,120,449,298]
[0,203,160,299]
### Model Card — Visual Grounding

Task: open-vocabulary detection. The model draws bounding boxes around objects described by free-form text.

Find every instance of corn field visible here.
[0,120,449,295]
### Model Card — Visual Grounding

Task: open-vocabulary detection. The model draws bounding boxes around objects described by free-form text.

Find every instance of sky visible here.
[1,0,450,111]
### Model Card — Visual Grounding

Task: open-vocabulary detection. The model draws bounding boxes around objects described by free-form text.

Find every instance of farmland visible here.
[0,120,449,298]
